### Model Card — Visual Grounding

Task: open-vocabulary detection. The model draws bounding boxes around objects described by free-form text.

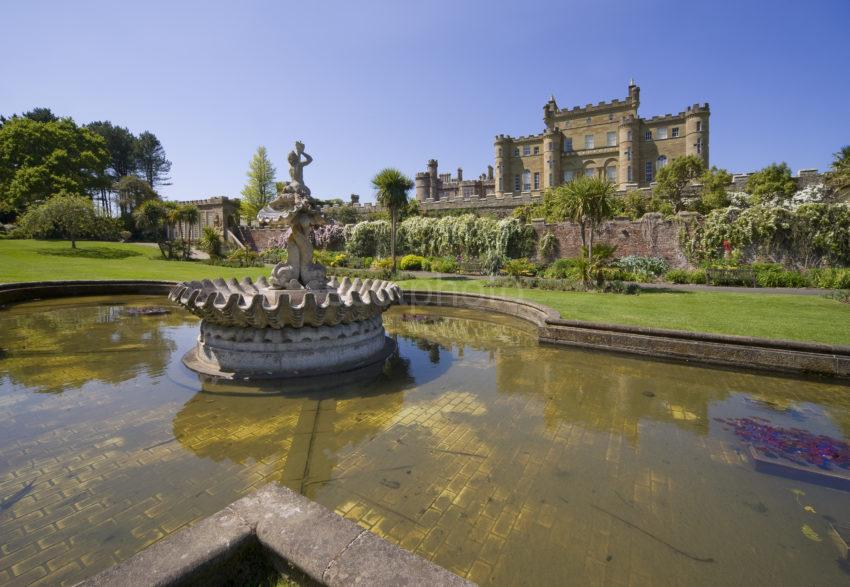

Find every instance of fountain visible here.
[169,142,402,379]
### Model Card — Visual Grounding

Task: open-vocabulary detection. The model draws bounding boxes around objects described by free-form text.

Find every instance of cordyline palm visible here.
[559,176,617,282]
[372,167,414,273]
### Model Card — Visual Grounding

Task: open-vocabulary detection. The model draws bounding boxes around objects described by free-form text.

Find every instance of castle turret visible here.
[543,95,558,129]
[457,167,463,182]
[543,128,562,190]
[427,159,439,201]
[487,165,494,180]
[685,103,710,166]
[414,171,429,202]
[628,79,640,109]
[494,135,513,196]
[618,115,638,187]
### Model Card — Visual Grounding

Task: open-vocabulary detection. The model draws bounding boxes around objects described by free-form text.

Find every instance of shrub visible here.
[399,254,427,271]
[344,221,390,258]
[260,246,287,264]
[809,268,850,289]
[665,268,707,284]
[544,258,580,280]
[754,266,810,288]
[219,248,263,267]
[119,230,132,242]
[198,226,223,259]
[502,258,538,277]
[746,162,797,204]
[616,256,669,278]
[429,257,458,273]
[313,249,348,267]
[601,280,641,295]
[371,257,394,271]
[17,192,119,246]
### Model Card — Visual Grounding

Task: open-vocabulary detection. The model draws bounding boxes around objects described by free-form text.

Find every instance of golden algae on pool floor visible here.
[1,298,850,586]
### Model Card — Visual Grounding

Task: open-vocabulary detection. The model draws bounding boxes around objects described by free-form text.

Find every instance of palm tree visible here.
[178,204,199,242]
[559,176,617,263]
[827,145,850,198]
[372,168,414,273]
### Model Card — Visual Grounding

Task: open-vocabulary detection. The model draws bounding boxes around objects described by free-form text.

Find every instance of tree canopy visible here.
[653,155,706,212]
[745,162,797,204]
[16,192,103,248]
[135,131,172,188]
[240,146,277,219]
[826,146,850,198]
[372,167,414,272]
[0,117,109,220]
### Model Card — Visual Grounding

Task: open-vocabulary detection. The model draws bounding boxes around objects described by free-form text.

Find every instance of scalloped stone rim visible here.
[168,276,403,329]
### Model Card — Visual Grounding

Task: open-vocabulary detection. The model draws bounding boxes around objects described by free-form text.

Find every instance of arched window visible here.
[522,170,531,192]
[606,166,617,182]
[656,156,668,170]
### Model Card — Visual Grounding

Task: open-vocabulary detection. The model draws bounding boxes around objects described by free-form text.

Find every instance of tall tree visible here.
[22,107,57,123]
[135,131,172,188]
[654,155,706,212]
[87,121,139,214]
[372,167,414,273]
[240,146,277,219]
[0,117,109,220]
[113,175,158,217]
[545,176,616,284]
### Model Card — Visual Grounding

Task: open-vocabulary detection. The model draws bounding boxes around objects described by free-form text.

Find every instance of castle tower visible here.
[414,171,429,202]
[685,103,710,166]
[487,165,493,180]
[494,135,513,196]
[543,128,562,190]
[457,167,463,182]
[627,79,640,109]
[618,115,638,187]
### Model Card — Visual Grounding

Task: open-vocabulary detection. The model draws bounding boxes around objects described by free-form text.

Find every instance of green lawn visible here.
[397,277,850,346]
[0,239,270,283]
[2,240,849,345]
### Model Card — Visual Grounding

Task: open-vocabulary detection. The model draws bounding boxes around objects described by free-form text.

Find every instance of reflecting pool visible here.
[1,295,849,586]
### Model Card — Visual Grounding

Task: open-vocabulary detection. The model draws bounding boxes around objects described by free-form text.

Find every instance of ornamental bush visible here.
[399,254,427,271]
[502,258,538,277]
[615,256,669,277]
[344,221,390,258]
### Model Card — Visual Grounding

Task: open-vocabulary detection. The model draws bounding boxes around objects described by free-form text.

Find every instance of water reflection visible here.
[2,300,850,587]
[0,296,192,393]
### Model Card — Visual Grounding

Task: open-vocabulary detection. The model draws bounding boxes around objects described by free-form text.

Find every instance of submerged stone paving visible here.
[1,297,850,585]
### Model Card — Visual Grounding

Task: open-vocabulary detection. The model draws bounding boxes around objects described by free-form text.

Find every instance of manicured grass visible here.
[2,240,849,345]
[396,277,850,346]
[0,239,270,283]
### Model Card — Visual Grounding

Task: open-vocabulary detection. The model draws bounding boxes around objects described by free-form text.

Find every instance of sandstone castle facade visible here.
[415,82,710,206]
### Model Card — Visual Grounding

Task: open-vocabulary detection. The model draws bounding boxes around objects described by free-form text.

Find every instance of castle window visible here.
[563,169,574,182]
[657,155,668,170]
[584,134,594,149]
[549,173,553,185]
[533,146,539,155]
[514,147,520,157]
[498,147,502,156]
[657,128,668,140]
[564,137,573,151]
[671,127,680,138]
[608,113,614,121]
[645,161,653,182]
[696,121,702,132]
[514,175,520,192]
[626,147,631,161]
[627,130,632,141]
[644,130,652,141]
[607,131,617,147]
[533,172,540,190]
[523,145,531,156]
[697,138,703,154]
[627,166,633,182]
[522,170,531,192]
[547,141,552,151]
[586,116,592,124]
[606,166,617,182]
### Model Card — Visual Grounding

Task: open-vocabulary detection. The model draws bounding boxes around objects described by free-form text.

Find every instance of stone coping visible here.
[403,289,850,379]
[80,484,472,587]
[2,280,849,378]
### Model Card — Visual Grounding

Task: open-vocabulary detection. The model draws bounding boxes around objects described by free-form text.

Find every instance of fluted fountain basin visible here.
[169,276,402,379]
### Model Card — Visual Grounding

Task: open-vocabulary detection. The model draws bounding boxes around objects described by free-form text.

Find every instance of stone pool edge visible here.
[79,484,472,587]
[2,280,849,379]
[403,289,850,380]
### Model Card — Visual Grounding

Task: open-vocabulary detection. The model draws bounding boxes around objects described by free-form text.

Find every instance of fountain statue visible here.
[169,142,402,380]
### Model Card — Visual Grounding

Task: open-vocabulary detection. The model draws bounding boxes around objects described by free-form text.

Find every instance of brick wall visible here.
[531,213,693,268]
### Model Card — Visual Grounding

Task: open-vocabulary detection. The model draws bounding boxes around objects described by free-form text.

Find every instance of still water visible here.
[1,295,849,586]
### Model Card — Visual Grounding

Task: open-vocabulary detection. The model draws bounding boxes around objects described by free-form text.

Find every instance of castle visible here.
[415,82,710,208]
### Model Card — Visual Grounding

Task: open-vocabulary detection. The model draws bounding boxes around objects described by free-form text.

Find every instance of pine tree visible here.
[240,146,277,219]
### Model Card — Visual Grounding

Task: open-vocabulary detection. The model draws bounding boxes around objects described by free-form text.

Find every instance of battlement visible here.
[686,103,710,114]
[645,112,687,124]
[180,196,240,206]
[554,95,633,117]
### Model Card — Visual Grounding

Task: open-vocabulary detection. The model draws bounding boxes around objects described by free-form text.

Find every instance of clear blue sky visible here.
[2,0,848,203]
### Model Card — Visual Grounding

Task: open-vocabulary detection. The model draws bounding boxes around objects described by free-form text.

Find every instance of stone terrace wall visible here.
[532,213,693,268]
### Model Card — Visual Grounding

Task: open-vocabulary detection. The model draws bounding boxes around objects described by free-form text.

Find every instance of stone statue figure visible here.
[283,141,312,196]
[268,196,328,290]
